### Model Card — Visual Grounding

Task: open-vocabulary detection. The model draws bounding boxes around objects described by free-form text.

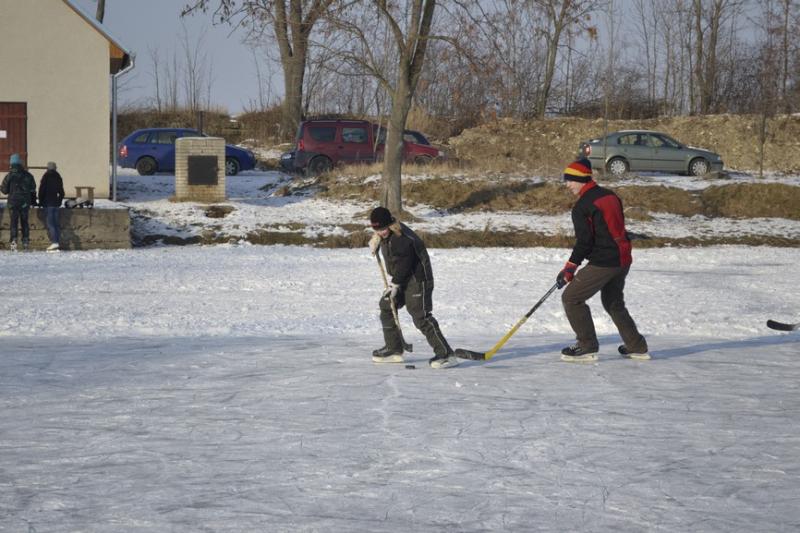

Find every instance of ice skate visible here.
[618,345,651,360]
[560,344,599,362]
[429,352,459,369]
[372,346,404,363]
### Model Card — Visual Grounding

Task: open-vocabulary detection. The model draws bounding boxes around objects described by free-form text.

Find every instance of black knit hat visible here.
[370,206,394,229]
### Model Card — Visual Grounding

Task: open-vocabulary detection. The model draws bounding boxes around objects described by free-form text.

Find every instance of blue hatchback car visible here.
[118,128,257,176]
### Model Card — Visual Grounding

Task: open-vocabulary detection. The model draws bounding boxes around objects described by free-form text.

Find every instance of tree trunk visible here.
[377,0,437,215]
[780,0,790,112]
[282,53,306,139]
[692,0,705,114]
[382,75,413,214]
[538,21,563,118]
[702,1,722,114]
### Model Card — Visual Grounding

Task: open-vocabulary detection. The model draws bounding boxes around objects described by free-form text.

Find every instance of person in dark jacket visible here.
[556,158,649,362]
[368,206,459,369]
[1,153,37,251]
[38,161,65,251]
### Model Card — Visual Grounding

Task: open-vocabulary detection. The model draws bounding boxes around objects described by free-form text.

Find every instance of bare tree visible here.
[250,49,275,111]
[632,0,659,109]
[167,52,180,111]
[531,0,603,117]
[322,0,439,213]
[691,0,745,114]
[148,46,163,113]
[179,23,214,113]
[183,0,340,139]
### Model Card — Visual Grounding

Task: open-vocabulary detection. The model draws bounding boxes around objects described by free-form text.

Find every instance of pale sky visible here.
[73,0,270,114]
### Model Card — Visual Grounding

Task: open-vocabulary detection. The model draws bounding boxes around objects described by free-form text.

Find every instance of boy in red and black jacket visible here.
[556,158,649,362]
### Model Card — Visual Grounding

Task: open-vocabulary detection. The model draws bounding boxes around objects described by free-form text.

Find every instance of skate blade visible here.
[560,353,598,363]
[622,352,651,360]
[372,354,404,364]
[430,358,460,369]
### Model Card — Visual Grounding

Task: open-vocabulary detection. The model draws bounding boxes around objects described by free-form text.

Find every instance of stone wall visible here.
[0,207,131,250]
[175,137,226,202]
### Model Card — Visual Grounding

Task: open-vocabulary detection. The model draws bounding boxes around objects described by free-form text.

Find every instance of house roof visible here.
[62,0,133,74]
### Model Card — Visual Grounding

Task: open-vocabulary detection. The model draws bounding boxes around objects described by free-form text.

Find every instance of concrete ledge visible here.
[0,207,131,250]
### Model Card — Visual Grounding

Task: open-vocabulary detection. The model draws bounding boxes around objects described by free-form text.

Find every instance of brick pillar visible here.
[175,137,226,202]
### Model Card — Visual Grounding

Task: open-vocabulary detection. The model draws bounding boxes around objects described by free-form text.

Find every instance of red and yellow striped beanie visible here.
[563,158,593,183]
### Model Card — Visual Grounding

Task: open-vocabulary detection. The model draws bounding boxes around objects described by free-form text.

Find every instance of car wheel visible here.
[414,155,433,165]
[307,156,333,176]
[225,157,240,176]
[689,158,709,176]
[606,157,629,177]
[136,157,157,176]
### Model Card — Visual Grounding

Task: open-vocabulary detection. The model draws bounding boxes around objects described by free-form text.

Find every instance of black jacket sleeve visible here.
[57,174,65,203]
[568,204,594,265]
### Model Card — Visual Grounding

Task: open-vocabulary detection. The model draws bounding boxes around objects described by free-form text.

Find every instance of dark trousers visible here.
[45,206,60,244]
[9,205,30,244]
[561,264,647,352]
[379,279,452,357]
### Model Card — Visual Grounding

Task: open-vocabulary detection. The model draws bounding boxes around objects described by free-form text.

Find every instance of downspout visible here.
[111,55,135,202]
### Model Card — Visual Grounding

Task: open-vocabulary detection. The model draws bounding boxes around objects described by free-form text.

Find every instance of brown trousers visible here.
[561,264,647,352]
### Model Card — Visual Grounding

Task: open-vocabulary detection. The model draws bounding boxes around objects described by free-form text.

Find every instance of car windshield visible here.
[373,125,387,145]
[404,131,430,145]
[655,134,681,148]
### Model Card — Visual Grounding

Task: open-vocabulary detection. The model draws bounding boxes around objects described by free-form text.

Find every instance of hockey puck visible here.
[405,364,416,369]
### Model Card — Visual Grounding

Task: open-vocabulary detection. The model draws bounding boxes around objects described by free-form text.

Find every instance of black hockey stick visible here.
[455,282,560,361]
[376,255,413,352]
[767,320,799,332]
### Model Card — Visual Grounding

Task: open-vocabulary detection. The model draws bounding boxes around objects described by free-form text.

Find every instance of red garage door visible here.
[0,102,27,172]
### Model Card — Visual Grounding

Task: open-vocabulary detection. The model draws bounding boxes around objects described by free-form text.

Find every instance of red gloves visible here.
[556,261,578,289]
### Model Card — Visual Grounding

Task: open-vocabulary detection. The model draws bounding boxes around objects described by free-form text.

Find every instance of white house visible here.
[0,0,133,198]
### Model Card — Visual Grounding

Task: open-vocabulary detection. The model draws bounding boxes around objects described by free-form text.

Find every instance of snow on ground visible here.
[113,168,800,242]
[1,245,799,531]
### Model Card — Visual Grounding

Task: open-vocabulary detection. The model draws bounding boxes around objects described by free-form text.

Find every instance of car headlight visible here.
[281,153,292,160]
[437,150,444,157]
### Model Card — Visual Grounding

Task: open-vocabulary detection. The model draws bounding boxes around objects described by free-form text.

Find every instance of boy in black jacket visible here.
[38,162,65,251]
[368,207,458,369]
[556,158,649,362]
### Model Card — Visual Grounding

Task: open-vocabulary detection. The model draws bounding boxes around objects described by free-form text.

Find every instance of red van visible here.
[292,120,443,175]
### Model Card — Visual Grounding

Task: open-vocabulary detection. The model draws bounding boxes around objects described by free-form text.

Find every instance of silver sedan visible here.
[578,130,724,176]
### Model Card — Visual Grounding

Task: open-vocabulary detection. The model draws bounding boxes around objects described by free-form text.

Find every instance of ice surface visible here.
[1,245,799,531]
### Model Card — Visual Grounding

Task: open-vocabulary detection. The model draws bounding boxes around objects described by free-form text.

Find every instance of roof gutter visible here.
[111,54,135,202]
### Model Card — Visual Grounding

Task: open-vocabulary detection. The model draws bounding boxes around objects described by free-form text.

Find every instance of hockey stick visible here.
[455,282,560,361]
[376,254,413,352]
[767,320,799,331]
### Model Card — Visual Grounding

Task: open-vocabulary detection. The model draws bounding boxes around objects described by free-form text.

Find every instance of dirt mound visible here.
[701,183,800,219]
[448,115,800,174]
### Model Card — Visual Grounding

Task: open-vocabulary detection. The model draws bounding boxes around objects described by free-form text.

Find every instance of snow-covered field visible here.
[113,168,800,242]
[2,244,799,532]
